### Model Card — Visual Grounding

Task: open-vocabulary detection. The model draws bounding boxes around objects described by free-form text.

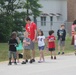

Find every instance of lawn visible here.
[0,38,75,62]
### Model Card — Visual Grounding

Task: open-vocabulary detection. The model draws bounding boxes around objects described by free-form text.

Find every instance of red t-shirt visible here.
[25,22,37,41]
[47,35,55,48]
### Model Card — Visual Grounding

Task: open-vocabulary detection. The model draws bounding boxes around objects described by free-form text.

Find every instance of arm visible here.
[33,23,37,41]
[46,38,48,48]
[17,37,20,44]
[34,29,37,40]
[23,41,30,46]
[64,30,66,37]
[57,30,59,36]
[23,39,30,46]
[48,39,55,42]
[44,38,46,44]
[26,41,30,45]
[48,36,55,42]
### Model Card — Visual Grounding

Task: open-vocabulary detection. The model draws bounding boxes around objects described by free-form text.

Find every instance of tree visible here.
[23,0,42,23]
[0,0,25,42]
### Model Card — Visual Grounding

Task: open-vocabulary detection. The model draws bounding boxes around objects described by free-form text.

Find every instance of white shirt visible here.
[37,36,45,46]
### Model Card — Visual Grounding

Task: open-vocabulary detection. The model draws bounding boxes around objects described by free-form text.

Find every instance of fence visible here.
[36,21,73,37]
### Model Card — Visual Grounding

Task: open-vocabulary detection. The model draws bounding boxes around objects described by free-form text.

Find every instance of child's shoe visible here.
[54,56,56,59]
[51,56,53,59]
[26,59,28,63]
[62,52,64,55]
[17,60,20,63]
[8,62,12,65]
[14,62,17,65]
[21,61,26,64]
[58,52,60,55]
[38,61,42,63]
[29,60,33,63]
[32,59,35,62]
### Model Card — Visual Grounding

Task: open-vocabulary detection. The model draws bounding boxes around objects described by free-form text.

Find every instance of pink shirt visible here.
[72,24,76,31]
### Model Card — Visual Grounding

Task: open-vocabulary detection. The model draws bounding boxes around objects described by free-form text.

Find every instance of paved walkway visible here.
[0,55,76,75]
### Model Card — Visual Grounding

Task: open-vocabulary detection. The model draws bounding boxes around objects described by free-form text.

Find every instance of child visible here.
[47,30,56,59]
[37,30,45,63]
[12,32,23,63]
[21,31,32,64]
[8,33,18,65]
[57,25,66,55]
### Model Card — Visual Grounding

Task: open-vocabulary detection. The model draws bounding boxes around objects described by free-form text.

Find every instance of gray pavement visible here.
[0,55,76,75]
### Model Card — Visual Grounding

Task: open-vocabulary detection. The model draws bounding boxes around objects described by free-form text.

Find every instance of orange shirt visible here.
[25,22,37,41]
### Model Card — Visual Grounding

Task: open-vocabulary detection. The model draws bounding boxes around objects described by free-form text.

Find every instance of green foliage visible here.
[30,0,42,16]
[0,0,26,42]
[0,0,42,42]
[23,0,42,17]
[0,40,74,62]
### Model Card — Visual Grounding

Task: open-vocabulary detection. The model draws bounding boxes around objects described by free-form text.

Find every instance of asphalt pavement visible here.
[0,55,76,75]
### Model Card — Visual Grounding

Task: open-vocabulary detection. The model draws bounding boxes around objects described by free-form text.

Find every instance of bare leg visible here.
[16,51,19,63]
[53,51,56,57]
[62,46,65,55]
[50,51,53,59]
[62,46,65,52]
[58,46,61,55]
[42,51,45,61]
[50,51,52,56]
[58,45,60,52]
[32,50,35,59]
[39,50,42,61]
[12,57,15,63]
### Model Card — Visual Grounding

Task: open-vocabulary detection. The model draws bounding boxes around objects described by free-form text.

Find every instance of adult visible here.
[25,17,37,62]
[57,25,66,55]
[71,20,76,45]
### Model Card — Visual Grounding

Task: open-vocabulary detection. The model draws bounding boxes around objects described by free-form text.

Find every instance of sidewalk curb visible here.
[0,53,74,64]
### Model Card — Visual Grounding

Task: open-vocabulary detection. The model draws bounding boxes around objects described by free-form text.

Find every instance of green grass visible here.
[0,38,75,62]
[0,43,9,62]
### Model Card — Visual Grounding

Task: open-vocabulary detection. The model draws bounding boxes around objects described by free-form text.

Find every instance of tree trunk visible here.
[34,16,37,24]
[26,0,29,17]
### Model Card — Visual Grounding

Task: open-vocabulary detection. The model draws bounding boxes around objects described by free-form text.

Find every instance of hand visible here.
[49,39,51,42]
[46,46,49,53]
[24,43,28,46]
[23,40,26,43]
[32,39,35,42]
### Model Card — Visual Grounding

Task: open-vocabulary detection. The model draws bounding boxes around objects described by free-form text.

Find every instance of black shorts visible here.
[49,48,55,51]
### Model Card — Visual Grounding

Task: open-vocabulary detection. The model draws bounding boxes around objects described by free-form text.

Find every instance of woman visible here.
[71,20,76,45]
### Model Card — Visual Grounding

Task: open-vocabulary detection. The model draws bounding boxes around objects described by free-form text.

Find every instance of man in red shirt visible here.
[47,30,56,59]
[25,17,37,62]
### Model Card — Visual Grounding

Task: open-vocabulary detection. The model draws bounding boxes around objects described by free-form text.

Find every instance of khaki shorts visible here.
[23,50,31,60]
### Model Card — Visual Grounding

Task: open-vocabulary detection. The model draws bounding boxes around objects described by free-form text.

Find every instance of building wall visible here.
[38,0,67,21]
[20,0,67,36]
[36,0,67,36]
[67,0,76,22]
